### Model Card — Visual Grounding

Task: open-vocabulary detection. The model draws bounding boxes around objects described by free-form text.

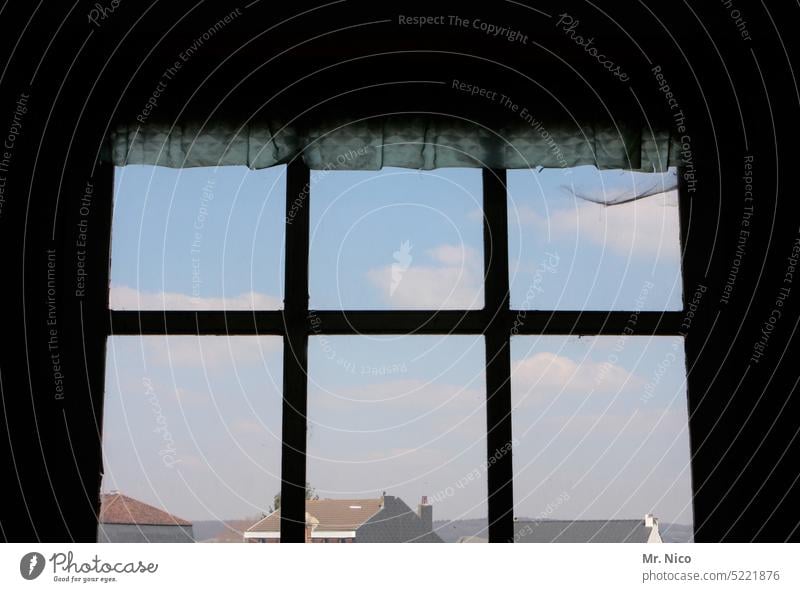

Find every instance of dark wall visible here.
[0,0,797,541]
[98,524,194,543]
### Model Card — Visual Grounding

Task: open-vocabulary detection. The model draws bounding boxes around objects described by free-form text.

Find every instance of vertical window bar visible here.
[482,168,515,542]
[86,162,115,539]
[677,164,692,310]
[280,158,311,542]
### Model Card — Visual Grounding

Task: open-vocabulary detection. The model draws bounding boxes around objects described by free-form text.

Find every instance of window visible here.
[101,336,282,542]
[110,165,285,310]
[507,167,682,311]
[511,336,693,542]
[106,159,689,542]
[309,167,483,310]
[306,335,488,542]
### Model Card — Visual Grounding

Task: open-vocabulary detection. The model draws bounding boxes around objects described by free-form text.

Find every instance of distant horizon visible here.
[102,486,692,528]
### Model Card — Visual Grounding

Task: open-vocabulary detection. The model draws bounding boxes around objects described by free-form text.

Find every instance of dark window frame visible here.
[106,158,688,543]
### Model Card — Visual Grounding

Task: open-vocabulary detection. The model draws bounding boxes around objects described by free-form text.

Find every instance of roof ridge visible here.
[518,518,645,523]
[246,498,385,533]
[309,498,382,503]
[100,493,191,526]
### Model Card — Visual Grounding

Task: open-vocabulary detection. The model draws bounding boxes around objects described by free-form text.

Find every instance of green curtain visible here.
[108,115,679,173]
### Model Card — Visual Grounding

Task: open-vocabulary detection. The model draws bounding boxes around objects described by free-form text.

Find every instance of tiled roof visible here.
[99,493,191,526]
[247,498,384,533]
[355,496,443,543]
[514,519,652,543]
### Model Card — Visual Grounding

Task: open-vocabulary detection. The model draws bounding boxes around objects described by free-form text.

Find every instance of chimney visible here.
[644,513,657,528]
[305,512,318,544]
[417,496,433,533]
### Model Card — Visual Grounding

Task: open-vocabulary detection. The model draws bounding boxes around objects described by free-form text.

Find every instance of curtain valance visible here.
[107,116,679,173]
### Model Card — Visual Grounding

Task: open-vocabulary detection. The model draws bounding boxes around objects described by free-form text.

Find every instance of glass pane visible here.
[100,336,282,542]
[511,335,693,543]
[310,168,484,310]
[508,167,682,310]
[110,165,285,310]
[296,335,487,542]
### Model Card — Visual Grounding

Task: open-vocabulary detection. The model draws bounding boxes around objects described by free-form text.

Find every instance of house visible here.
[97,492,194,543]
[512,514,663,543]
[456,514,662,543]
[245,495,442,543]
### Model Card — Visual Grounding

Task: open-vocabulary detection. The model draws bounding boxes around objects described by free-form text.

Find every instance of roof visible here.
[247,498,384,533]
[198,520,257,543]
[514,519,653,543]
[457,535,488,543]
[99,493,191,526]
[355,496,443,543]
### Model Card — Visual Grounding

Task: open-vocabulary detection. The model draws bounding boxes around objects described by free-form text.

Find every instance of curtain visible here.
[108,115,679,173]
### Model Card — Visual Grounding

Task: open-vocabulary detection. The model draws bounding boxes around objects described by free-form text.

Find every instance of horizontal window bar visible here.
[108,310,685,336]
[507,310,685,335]
[107,310,286,335]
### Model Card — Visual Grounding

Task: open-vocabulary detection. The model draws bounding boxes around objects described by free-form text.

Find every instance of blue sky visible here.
[103,164,692,529]
[110,165,285,309]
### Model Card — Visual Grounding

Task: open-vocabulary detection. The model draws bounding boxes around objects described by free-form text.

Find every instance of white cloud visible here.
[109,284,282,310]
[511,204,543,228]
[308,378,485,439]
[532,408,688,440]
[427,244,473,266]
[467,208,484,222]
[312,378,484,410]
[512,352,642,400]
[516,191,680,259]
[147,336,282,369]
[366,244,483,308]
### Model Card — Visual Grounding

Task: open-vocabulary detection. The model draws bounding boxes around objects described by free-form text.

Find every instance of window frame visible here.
[106,158,688,543]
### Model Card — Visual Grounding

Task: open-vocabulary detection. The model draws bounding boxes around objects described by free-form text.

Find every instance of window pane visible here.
[110,165,285,310]
[511,335,693,543]
[101,336,282,542]
[298,335,487,542]
[310,168,483,310]
[508,167,682,310]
